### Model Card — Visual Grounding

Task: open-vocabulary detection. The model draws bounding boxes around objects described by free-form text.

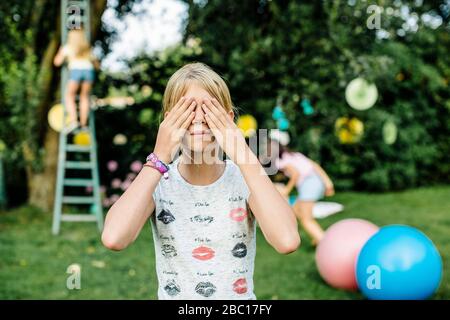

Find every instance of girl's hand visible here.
[201,98,249,164]
[154,97,197,163]
[324,181,335,197]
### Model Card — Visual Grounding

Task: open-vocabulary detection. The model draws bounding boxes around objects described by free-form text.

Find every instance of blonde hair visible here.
[162,62,236,115]
[66,28,91,59]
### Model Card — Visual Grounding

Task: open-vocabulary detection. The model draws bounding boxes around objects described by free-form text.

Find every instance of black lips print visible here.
[157,209,175,224]
[195,282,216,297]
[231,242,247,258]
[161,244,177,258]
[164,279,181,296]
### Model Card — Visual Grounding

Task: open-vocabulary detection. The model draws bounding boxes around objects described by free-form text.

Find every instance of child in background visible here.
[53,28,99,133]
[101,63,300,300]
[272,139,334,246]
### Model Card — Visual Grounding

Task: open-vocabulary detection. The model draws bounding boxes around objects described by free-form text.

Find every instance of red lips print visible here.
[192,246,215,261]
[229,208,248,222]
[233,278,248,294]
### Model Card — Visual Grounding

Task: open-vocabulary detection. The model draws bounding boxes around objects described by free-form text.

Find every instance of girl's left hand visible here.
[201,98,249,163]
[325,182,335,197]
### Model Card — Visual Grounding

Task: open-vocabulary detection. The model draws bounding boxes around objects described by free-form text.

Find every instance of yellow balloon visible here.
[73,131,91,146]
[237,115,257,138]
[348,117,364,135]
[48,104,71,132]
[113,134,127,145]
[335,117,349,131]
[335,117,364,144]
[338,128,352,144]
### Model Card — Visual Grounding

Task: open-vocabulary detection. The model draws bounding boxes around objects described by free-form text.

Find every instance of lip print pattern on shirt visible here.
[229,208,248,222]
[192,246,215,261]
[157,209,175,224]
[164,279,181,296]
[161,244,177,258]
[195,281,216,297]
[232,278,248,294]
[231,242,247,258]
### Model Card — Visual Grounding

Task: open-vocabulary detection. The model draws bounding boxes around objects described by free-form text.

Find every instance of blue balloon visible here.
[301,99,314,115]
[277,118,290,130]
[356,225,442,300]
[272,106,285,120]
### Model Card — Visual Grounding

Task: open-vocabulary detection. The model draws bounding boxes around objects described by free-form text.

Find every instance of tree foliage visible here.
[178,0,450,191]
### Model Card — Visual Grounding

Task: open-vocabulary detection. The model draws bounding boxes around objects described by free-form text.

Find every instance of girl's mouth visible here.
[191,130,212,137]
[192,246,215,260]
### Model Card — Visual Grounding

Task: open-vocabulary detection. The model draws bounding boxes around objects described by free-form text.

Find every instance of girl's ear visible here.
[164,111,169,119]
[228,110,235,122]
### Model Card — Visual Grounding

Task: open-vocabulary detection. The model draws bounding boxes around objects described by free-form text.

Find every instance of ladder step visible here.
[65,161,93,169]
[62,196,95,204]
[66,144,91,152]
[61,214,98,222]
[63,178,93,186]
[67,1,87,8]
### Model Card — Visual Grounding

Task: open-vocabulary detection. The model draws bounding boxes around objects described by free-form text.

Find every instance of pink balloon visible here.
[120,179,132,191]
[130,160,143,173]
[109,194,120,204]
[107,160,118,172]
[102,197,111,208]
[111,178,122,189]
[315,219,379,291]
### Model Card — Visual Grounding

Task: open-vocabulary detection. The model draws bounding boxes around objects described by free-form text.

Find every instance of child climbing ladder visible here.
[52,0,103,235]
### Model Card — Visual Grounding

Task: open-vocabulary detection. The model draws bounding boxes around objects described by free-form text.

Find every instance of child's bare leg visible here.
[293,200,324,245]
[79,81,92,128]
[65,81,80,123]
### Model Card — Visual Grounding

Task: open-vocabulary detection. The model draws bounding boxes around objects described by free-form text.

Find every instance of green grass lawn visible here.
[0,186,449,299]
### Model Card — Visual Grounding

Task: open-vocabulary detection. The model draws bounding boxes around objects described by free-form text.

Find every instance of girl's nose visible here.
[193,101,206,124]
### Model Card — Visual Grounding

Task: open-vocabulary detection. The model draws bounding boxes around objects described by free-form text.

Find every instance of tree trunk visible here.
[26,130,59,211]
[27,0,108,212]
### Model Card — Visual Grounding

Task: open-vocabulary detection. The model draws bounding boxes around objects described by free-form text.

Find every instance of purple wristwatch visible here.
[145,153,170,179]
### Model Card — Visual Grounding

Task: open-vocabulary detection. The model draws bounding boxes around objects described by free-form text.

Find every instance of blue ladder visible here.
[52,0,103,234]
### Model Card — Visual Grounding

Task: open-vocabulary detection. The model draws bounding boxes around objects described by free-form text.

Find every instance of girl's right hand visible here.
[153,97,197,163]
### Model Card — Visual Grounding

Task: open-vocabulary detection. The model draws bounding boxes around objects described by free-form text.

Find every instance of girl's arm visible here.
[53,46,65,67]
[101,167,161,251]
[311,161,335,196]
[281,164,300,196]
[239,152,300,254]
[90,50,101,70]
[102,97,197,251]
[202,98,300,254]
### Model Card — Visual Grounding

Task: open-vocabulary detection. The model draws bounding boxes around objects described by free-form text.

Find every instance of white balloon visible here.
[345,78,378,110]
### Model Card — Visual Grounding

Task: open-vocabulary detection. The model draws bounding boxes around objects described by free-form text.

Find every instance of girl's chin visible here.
[190,141,215,152]
[183,139,217,153]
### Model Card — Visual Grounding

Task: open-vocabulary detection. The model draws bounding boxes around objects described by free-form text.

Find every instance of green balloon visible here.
[383,121,398,145]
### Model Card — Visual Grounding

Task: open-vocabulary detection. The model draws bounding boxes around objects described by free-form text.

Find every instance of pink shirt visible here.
[275,152,315,185]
